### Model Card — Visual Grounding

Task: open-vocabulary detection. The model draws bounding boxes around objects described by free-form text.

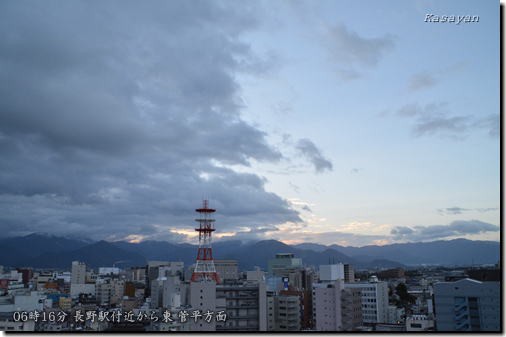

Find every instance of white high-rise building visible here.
[190,281,218,331]
[162,275,183,309]
[313,280,343,331]
[344,279,389,324]
[319,264,344,282]
[70,261,94,299]
[71,261,86,285]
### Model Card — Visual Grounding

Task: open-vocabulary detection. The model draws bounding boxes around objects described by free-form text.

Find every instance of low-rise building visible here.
[406,314,435,331]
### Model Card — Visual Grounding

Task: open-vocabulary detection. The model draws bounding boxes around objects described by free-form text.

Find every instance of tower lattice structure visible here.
[191,200,220,283]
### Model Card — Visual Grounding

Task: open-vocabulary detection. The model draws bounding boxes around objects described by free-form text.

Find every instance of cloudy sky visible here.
[0,0,499,246]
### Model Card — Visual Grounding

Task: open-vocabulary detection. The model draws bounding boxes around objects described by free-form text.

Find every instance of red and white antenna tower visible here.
[191,200,220,283]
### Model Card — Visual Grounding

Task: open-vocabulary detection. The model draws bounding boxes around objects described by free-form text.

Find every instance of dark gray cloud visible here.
[396,103,499,139]
[295,138,333,173]
[472,114,500,138]
[476,207,499,213]
[0,0,302,241]
[408,72,437,91]
[438,207,498,215]
[437,207,470,215]
[327,24,394,79]
[391,220,499,241]
[390,226,415,235]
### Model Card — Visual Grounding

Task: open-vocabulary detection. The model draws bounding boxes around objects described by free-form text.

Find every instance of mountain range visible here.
[0,233,499,270]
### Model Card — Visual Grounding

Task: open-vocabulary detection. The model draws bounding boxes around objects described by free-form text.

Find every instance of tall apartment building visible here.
[344,264,355,283]
[70,261,94,299]
[162,275,183,309]
[268,293,301,331]
[313,276,362,332]
[341,287,363,331]
[96,278,125,306]
[344,279,389,324]
[150,274,188,310]
[313,281,343,331]
[147,261,184,295]
[279,289,312,329]
[129,267,147,284]
[189,281,218,331]
[433,278,500,331]
[71,261,86,285]
[216,280,267,331]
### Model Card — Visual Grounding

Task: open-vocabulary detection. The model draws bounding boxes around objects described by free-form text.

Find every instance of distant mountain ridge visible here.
[297,239,500,266]
[0,234,499,270]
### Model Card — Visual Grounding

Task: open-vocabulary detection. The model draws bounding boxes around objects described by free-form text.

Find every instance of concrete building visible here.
[71,261,86,285]
[375,323,406,332]
[313,278,362,331]
[344,279,389,324]
[129,267,147,284]
[406,314,435,331]
[189,281,217,331]
[319,264,344,282]
[85,270,97,284]
[313,281,343,331]
[214,260,239,281]
[341,287,363,331]
[386,304,405,324]
[162,275,183,309]
[158,263,184,280]
[0,291,49,312]
[33,272,53,291]
[98,267,120,275]
[150,275,185,309]
[268,253,302,275]
[279,289,312,330]
[266,292,275,330]
[246,268,265,283]
[216,280,267,331]
[147,261,184,295]
[96,278,124,306]
[59,297,72,311]
[150,262,186,309]
[344,264,355,283]
[269,293,301,331]
[0,313,35,331]
[70,261,93,299]
[70,283,95,299]
[54,271,71,284]
[433,278,500,331]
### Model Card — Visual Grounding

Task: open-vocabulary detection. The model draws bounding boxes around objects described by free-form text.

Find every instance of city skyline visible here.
[0,0,499,247]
